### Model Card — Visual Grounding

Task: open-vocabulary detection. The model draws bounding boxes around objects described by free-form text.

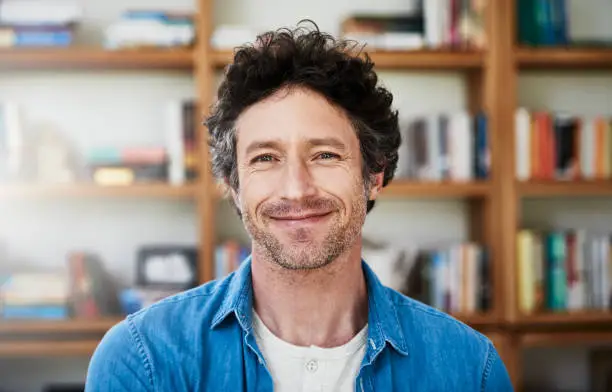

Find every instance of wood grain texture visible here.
[517,47,612,69]
[517,180,612,197]
[0,183,197,199]
[211,49,484,70]
[0,340,99,357]
[0,48,193,70]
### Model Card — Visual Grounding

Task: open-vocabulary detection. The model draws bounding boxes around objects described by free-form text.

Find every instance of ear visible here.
[368,172,384,201]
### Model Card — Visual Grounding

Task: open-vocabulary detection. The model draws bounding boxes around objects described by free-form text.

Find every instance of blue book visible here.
[15,31,72,47]
[2,305,68,320]
[552,0,569,45]
[545,232,567,311]
[474,112,489,179]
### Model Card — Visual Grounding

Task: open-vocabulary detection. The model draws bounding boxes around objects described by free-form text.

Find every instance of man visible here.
[86,24,513,391]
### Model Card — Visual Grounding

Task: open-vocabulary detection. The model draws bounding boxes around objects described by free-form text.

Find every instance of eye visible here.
[251,154,275,164]
[316,152,340,160]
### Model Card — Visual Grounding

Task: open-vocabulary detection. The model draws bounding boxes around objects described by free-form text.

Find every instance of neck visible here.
[251,242,368,348]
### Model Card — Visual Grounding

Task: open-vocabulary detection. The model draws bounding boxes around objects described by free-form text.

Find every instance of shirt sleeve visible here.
[85,319,154,392]
[482,342,514,392]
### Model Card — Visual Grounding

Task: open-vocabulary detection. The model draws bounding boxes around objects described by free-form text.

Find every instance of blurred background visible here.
[0,0,611,391]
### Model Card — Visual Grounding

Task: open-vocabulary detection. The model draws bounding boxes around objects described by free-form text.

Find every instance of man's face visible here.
[233,87,377,270]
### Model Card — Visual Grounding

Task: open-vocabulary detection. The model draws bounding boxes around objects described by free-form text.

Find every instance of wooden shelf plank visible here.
[382,181,490,198]
[212,49,483,70]
[0,318,122,334]
[517,180,612,197]
[452,312,498,329]
[0,183,198,199]
[0,340,99,357]
[516,311,612,328]
[521,331,612,347]
[517,47,612,69]
[0,48,193,70]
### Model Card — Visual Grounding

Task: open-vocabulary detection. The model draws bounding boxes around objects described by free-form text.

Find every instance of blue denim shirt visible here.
[86,259,513,391]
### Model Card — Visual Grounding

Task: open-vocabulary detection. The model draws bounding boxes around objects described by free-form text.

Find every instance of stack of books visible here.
[517,229,612,314]
[340,0,486,51]
[0,272,70,320]
[402,243,491,314]
[395,111,489,181]
[515,109,612,181]
[104,10,195,49]
[86,146,168,186]
[214,240,250,280]
[0,0,81,48]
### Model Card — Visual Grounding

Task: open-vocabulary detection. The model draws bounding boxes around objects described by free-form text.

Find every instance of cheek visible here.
[238,172,276,212]
[312,166,364,201]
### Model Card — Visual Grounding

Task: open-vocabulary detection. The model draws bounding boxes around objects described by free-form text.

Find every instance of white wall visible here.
[0,0,611,390]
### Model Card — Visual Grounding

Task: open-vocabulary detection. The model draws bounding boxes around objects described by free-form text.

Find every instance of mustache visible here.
[261,197,339,218]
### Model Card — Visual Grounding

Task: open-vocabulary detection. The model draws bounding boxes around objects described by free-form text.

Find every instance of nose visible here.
[279,156,317,201]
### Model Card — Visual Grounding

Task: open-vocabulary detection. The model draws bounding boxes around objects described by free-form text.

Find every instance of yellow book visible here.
[517,230,535,314]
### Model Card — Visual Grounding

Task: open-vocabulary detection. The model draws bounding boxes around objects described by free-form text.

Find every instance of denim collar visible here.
[211,257,409,358]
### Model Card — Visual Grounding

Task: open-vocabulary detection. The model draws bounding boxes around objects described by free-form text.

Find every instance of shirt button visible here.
[305,359,319,373]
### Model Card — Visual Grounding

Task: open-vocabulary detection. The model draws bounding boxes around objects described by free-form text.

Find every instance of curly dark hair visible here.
[205,21,400,213]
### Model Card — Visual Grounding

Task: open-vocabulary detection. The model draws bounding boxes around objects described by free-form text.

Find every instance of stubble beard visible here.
[241,182,369,271]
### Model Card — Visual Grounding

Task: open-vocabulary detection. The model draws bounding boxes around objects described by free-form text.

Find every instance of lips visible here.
[271,211,331,221]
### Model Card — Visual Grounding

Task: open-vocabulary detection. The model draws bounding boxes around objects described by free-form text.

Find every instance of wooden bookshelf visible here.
[0,318,122,335]
[520,331,612,348]
[382,180,490,198]
[515,312,612,329]
[0,48,193,70]
[517,47,612,69]
[517,180,612,197]
[453,312,499,329]
[0,340,99,357]
[0,183,198,199]
[211,49,484,70]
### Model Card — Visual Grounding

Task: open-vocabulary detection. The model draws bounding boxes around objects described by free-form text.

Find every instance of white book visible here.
[449,111,472,181]
[581,118,595,179]
[567,230,586,311]
[425,0,444,48]
[465,244,478,313]
[515,108,531,181]
[165,101,185,185]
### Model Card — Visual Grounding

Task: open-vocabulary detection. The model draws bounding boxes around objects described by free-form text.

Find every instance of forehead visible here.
[234,87,357,150]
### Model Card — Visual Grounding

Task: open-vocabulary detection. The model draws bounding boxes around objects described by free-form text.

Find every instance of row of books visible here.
[0,100,197,186]
[517,229,611,314]
[395,112,489,181]
[87,100,197,186]
[214,241,250,280]
[0,252,120,320]
[104,10,195,50]
[340,0,486,51]
[0,0,81,48]
[515,109,612,181]
[403,243,491,314]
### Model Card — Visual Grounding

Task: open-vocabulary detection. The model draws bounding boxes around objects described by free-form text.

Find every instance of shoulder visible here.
[386,287,492,354]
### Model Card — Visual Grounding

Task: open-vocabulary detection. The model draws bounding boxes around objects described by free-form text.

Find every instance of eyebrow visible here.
[244,137,347,156]
[306,137,347,151]
[245,140,284,156]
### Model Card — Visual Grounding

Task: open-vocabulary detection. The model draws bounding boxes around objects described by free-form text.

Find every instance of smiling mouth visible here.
[268,211,333,225]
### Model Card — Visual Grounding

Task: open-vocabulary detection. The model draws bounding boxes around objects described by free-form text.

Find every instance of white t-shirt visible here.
[252,311,368,392]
